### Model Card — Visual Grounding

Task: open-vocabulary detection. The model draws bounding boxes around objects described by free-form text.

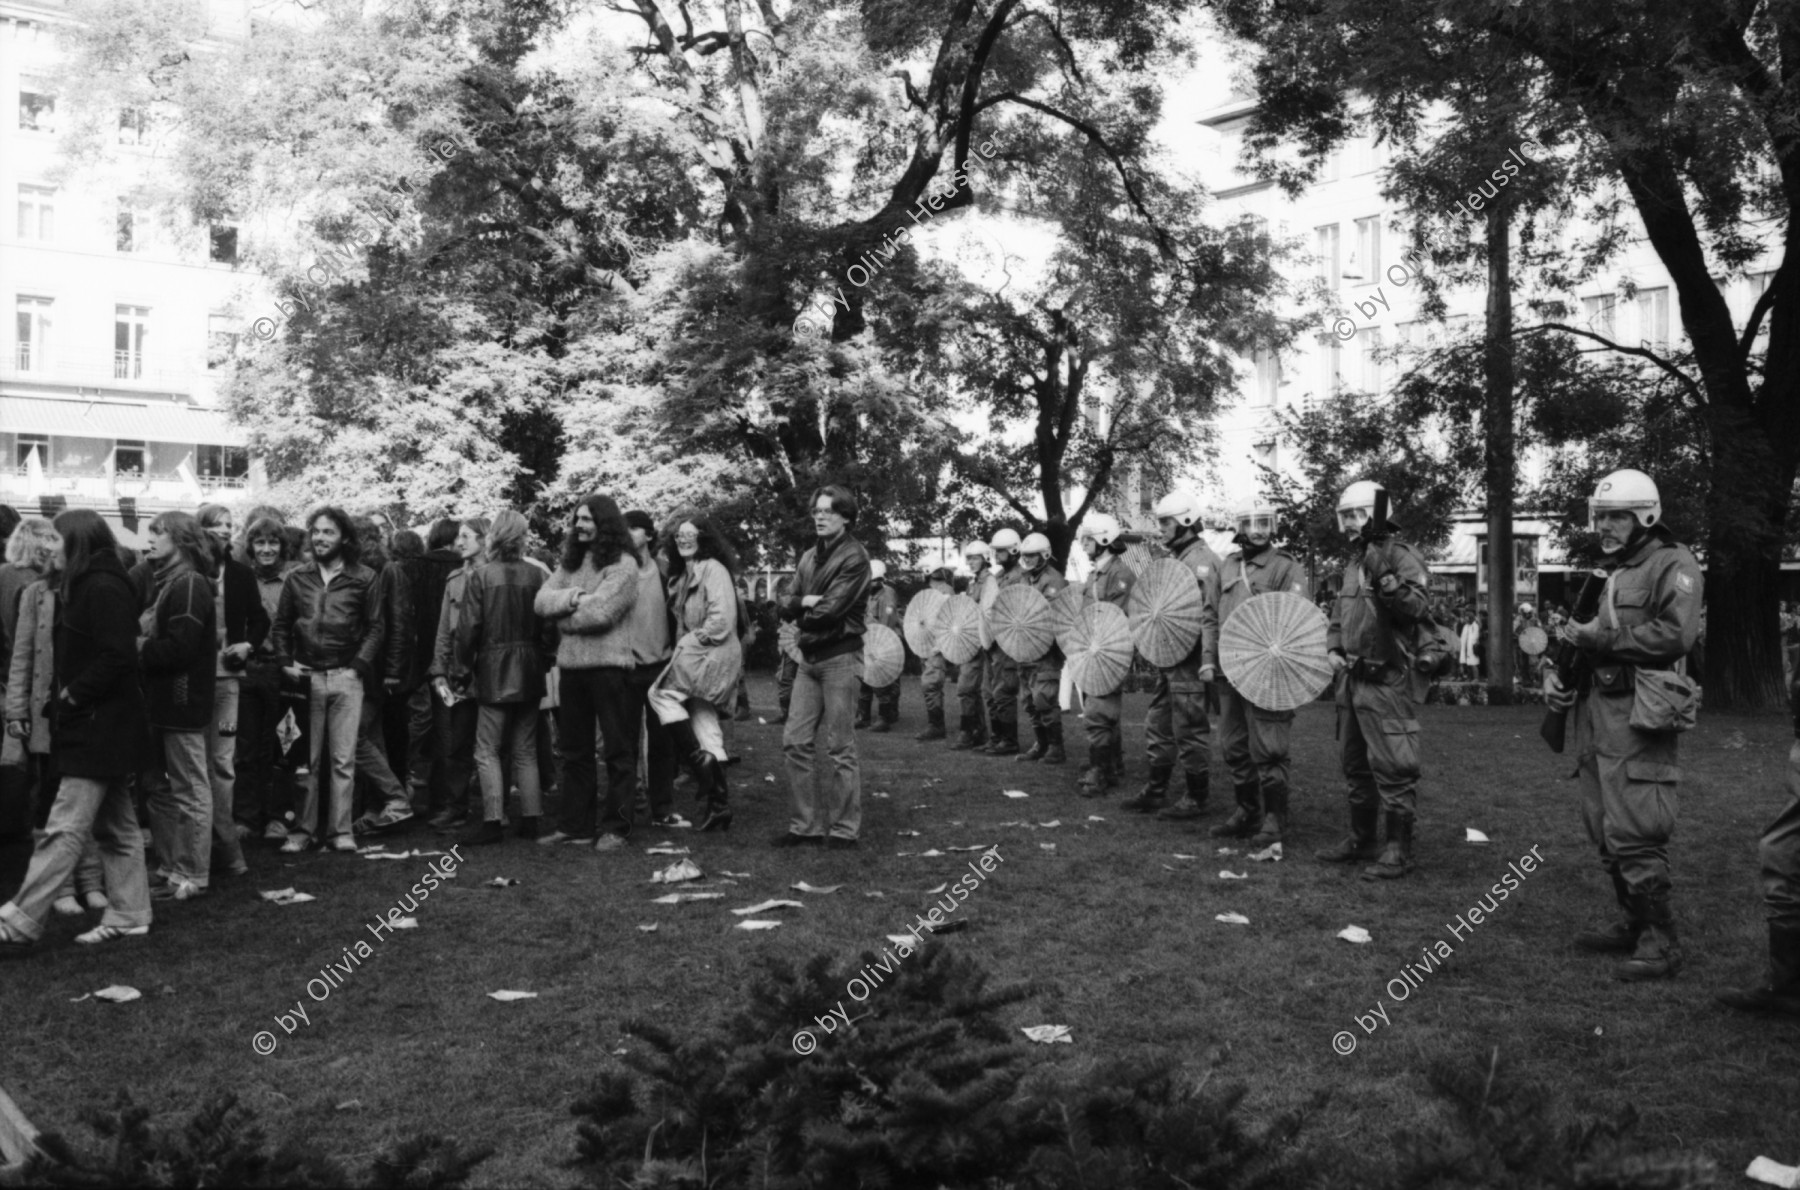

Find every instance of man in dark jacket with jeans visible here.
[775,485,871,849]
[271,507,386,853]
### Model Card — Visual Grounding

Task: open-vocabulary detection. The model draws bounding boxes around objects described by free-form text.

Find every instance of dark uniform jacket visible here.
[1219,547,1308,626]
[1171,535,1223,673]
[1582,530,1702,677]
[1327,535,1431,670]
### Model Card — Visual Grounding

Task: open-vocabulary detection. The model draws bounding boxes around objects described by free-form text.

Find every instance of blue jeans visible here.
[783,651,863,839]
[1,775,152,939]
[299,668,362,841]
[148,728,212,886]
[474,703,540,823]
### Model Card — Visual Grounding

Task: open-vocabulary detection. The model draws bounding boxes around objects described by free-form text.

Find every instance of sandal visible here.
[74,924,148,946]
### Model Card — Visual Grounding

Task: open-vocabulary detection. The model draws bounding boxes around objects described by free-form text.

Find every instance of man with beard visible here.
[855,560,902,733]
[272,507,387,853]
[1317,481,1432,881]
[1210,505,1308,847]
[1076,514,1136,796]
[914,567,958,742]
[950,540,996,751]
[1014,533,1068,765]
[981,528,1027,757]
[1126,491,1220,818]
[1546,469,1702,979]
[349,516,416,836]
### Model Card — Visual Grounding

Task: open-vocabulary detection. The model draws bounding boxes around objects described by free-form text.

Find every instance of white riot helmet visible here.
[1336,480,1386,534]
[989,527,1022,553]
[1151,489,1204,529]
[1234,503,1279,542]
[1078,513,1123,548]
[1019,532,1051,570]
[868,559,888,581]
[1588,468,1661,532]
[962,539,991,566]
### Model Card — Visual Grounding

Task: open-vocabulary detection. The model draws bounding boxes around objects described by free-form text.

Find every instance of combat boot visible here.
[1317,803,1382,863]
[1120,765,1173,813]
[1159,771,1211,820]
[1363,811,1415,880]
[950,715,982,751]
[914,709,947,742]
[1016,726,1048,763]
[1575,868,1641,953]
[1618,891,1683,981]
[1250,781,1288,849]
[1077,746,1109,797]
[1108,746,1126,784]
[1718,922,1800,1017]
[987,721,1021,757]
[1041,722,1067,766]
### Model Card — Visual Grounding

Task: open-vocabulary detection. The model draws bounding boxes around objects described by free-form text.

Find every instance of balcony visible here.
[3,347,209,395]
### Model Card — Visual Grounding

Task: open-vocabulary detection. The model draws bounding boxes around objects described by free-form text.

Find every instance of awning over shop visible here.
[0,395,248,447]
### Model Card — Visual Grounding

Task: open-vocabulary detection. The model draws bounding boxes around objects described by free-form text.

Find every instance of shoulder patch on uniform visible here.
[1675,571,1695,594]
[1194,565,1211,576]
[1291,582,1306,593]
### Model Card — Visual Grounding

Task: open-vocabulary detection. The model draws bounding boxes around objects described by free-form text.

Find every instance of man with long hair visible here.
[535,496,663,848]
[776,484,872,849]
[140,511,220,899]
[0,510,155,950]
[235,514,298,839]
[455,510,552,844]
[271,506,386,853]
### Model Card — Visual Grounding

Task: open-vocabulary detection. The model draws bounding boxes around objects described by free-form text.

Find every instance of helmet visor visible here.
[1237,513,1275,538]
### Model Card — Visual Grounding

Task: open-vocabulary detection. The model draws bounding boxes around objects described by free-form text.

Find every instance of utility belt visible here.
[1344,656,1399,683]
[1580,660,1698,733]
[1577,660,1674,697]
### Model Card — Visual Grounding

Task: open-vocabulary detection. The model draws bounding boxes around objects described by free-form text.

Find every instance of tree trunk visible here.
[1483,199,1516,704]
[1700,419,1795,707]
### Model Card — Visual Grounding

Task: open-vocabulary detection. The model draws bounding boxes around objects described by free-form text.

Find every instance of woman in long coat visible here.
[646,515,742,833]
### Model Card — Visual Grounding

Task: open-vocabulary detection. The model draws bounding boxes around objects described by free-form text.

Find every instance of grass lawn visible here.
[2,675,1797,1185]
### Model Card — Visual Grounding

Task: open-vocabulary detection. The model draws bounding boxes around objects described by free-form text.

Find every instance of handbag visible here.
[1629,667,1699,733]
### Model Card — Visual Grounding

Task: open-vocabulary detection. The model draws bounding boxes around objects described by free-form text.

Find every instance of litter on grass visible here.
[637,923,659,932]
[791,881,842,894]
[1219,871,1248,881]
[645,845,690,856]
[945,844,992,853]
[871,790,891,799]
[732,899,803,915]
[650,859,704,884]
[1039,843,1057,852]
[925,883,949,894]
[1746,1156,1800,1189]
[864,890,886,898]
[1001,790,1030,799]
[1248,842,1284,862]
[1088,815,1106,822]
[1020,1025,1072,1044]
[390,916,419,930]
[1216,913,1251,925]
[719,870,752,879]
[1338,925,1373,944]
[1173,853,1197,860]
[485,877,521,888]
[764,774,777,784]
[649,891,726,904]
[487,990,538,1001]
[1465,828,1490,844]
[1038,820,1061,828]
[735,920,782,931]
[898,849,947,858]
[896,829,921,837]
[1216,847,1237,855]
[90,985,141,1003]
[260,888,314,905]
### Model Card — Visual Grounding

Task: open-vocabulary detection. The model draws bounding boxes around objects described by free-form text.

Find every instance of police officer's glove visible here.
[1328,651,1347,676]
[1544,672,1576,713]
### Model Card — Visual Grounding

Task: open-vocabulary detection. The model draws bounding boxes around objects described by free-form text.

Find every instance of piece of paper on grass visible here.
[1001,790,1030,799]
[1215,912,1251,926]
[732,899,803,915]
[792,881,842,894]
[1338,925,1373,944]
[925,883,949,894]
[1219,870,1248,881]
[390,916,419,930]
[637,923,659,933]
[945,844,992,853]
[260,888,315,905]
[93,985,141,1003]
[645,845,690,856]
[1020,1025,1072,1044]
[649,891,726,904]
[1248,842,1284,862]
[735,919,782,931]
[719,870,752,879]
[1465,827,1491,844]
[1039,843,1057,852]
[1172,853,1197,860]
[485,877,521,888]
[1746,1156,1800,1189]
[488,990,538,1001]
[650,859,704,884]
[896,829,921,837]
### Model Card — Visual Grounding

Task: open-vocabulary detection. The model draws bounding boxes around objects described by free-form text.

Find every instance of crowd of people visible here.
[0,473,1794,1023]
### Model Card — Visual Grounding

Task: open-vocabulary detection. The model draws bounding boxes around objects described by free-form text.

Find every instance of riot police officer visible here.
[950,541,996,752]
[915,567,958,742]
[1318,481,1432,880]
[1212,504,1309,847]
[1014,532,1068,766]
[855,560,901,732]
[1076,514,1136,796]
[1125,490,1220,818]
[1546,468,1702,980]
[983,528,1027,756]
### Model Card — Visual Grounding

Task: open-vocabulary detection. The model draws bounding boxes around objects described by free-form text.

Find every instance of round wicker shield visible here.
[1219,591,1333,712]
[990,584,1055,664]
[1517,624,1548,656]
[778,622,802,664]
[1128,558,1206,668]
[1065,602,1134,696]
[862,623,905,688]
[903,589,947,657]
[936,594,986,665]
[1049,582,1086,652]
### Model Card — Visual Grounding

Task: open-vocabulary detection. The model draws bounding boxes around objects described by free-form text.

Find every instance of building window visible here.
[115,304,150,379]
[53,436,109,478]
[1636,286,1669,352]
[1361,328,1384,392]
[1252,438,1277,473]
[1317,334,1343,394]
[197,443,250,488]
[118,107,148,145]
[207,315,239,369]
[1351,217,1380,282]
[114,441,146,479]
[1319,146,1340,182]
[1253,346,1280,406]
[209,225,238,264]
[1395,321,1418,350]
[116,201,135,252]
[16,434,48,475]
[1582,294,1617,339]
[1315,223,1340,288]
[15,295,52,372]
[18,77,55,133]
[16,184,54,241]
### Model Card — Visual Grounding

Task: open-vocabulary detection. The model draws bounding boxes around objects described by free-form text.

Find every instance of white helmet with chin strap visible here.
[1151,489,1204,529]
[1588,468,1661,531]
[1336,479,1386,534]
[1234,502,1280,540]
[868,559,888,581]
[962,539,991,563]
[1019,532,1052,569]
[989,527,1022,554]
[1078,513,1123,548]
